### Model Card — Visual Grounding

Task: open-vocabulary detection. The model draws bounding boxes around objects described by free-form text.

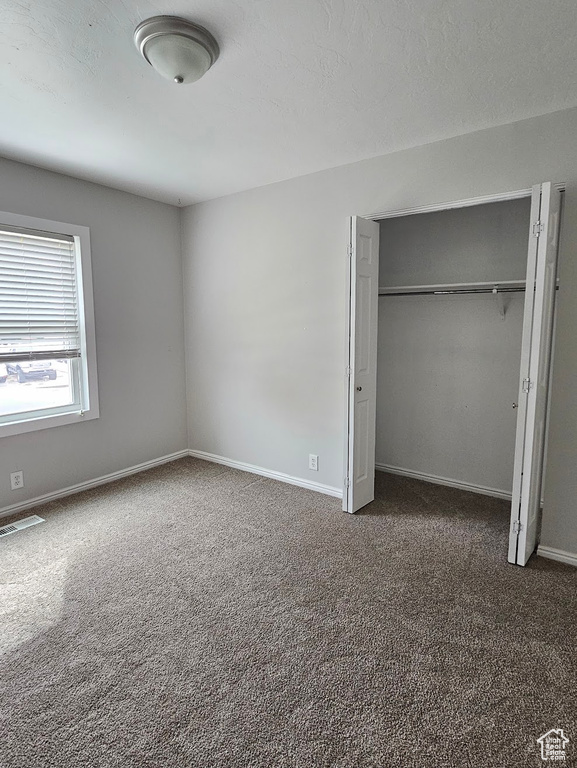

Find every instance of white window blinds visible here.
[0,226,80,363]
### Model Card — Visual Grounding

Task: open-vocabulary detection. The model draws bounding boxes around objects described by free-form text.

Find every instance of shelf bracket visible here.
[493,286,506,318]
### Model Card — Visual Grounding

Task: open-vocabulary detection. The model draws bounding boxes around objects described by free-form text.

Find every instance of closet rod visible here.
[378,286,526,297]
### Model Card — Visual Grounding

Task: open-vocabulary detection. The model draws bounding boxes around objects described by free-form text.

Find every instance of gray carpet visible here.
[0,458,575,768]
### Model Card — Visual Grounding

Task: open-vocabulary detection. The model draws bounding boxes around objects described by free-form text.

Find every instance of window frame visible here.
[0,210,99,438]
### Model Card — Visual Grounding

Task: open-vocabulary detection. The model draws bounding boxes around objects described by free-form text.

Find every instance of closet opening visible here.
[343,184,563,566]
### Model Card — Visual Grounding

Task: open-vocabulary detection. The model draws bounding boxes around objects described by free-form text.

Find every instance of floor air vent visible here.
[0,515,44,538]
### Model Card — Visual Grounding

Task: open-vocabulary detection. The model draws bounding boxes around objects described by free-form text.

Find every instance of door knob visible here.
[356,386,362,391]
[512,403,518,409]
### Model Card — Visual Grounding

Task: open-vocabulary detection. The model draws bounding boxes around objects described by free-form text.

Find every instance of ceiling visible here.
[1,0,577,206]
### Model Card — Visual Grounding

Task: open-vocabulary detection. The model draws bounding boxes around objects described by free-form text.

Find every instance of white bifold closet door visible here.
[343,216,379,513]
[508,182,561,566]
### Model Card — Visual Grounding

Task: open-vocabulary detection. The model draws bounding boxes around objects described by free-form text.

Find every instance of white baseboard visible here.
[4,451,523,519]
[375,462,512,500]
[536,545,577,568]
[0,450,190,519]
[188,449,343,498]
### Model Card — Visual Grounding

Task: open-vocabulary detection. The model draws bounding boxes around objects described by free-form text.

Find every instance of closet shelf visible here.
[378,280,527,297]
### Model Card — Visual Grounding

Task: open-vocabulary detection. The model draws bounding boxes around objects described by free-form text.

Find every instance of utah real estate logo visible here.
[537,729,570,762]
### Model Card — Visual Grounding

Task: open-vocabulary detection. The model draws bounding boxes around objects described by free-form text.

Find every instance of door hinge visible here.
[347,244,353,259]
[522,377,533,394]
[513,520,523,534]
[532,221,544,237]
[346,366,352,377]
[345,477,351,488]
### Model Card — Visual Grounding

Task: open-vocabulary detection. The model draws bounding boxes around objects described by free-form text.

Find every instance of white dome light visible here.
[134,16,219,85]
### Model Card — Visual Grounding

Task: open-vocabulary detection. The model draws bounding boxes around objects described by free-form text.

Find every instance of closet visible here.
[343,184,562,566]
[375,198,530,500]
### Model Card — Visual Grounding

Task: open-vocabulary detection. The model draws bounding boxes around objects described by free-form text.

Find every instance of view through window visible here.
[0,359,75,418]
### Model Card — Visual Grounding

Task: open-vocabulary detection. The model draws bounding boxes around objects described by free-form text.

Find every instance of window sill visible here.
[0,408,99,439]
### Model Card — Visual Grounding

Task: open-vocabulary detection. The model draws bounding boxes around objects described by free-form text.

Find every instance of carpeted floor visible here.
[0,458,575,768]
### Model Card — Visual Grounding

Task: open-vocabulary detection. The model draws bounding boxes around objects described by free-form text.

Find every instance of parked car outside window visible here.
[6,361,58,383]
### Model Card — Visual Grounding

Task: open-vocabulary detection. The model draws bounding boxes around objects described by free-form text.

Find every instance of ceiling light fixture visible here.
[134,16,219,85]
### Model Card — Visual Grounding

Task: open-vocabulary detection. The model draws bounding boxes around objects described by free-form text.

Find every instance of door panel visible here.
[343,216,379,513]
[354,397,370,483]
[508,187,540,563]
[356,275,371,373]
[509,183,561,565]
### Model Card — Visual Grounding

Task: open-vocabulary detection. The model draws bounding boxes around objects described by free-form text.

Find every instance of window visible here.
[0,211,98,438]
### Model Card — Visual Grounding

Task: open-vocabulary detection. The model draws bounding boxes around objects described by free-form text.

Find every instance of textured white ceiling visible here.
[1,0,577,205]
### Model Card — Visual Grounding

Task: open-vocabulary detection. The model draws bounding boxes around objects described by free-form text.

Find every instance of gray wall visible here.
[0,157,187,510]
[379,198,531,286]
[182,106,577,556]
[376,294,524,494]
[376,199,530,495]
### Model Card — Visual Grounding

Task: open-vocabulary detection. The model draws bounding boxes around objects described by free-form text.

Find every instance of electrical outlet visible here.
[10,471,24,491]
[309,454,318,471]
